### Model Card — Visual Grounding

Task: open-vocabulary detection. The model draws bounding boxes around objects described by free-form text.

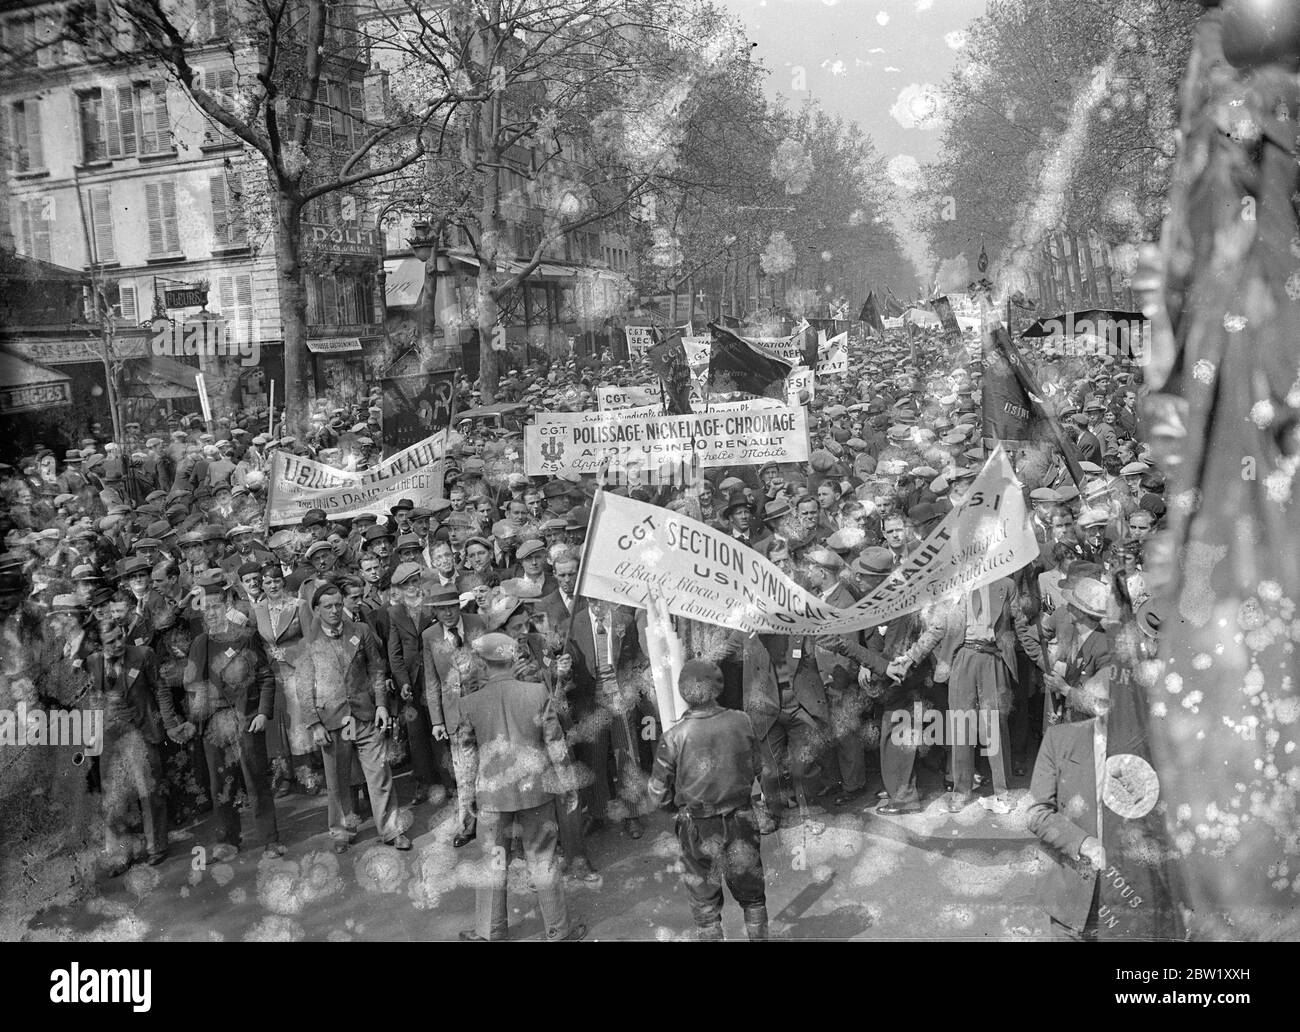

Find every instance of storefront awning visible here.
[121,354,200,399]
[307,337,362,354]
[384,257,426,309]
[0,348,72,413]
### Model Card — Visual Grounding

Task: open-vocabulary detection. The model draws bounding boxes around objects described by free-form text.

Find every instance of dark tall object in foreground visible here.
[1142,2,1300,940]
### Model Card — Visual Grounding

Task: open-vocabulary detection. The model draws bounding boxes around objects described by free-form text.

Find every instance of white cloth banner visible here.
[266,432,448,524]
[597,385,661,411]
[626,326,655,353]
[525,406,809,477]
[578,446,1038,634]
[787,367,815,405]
[816,331,849,375]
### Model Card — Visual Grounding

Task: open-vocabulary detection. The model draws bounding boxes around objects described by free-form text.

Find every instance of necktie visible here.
[447,627,461,649]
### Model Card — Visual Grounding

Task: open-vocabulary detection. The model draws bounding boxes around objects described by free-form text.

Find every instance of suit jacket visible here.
[1027,719,1103,931]
[455,673,573,813]
[421,614,487,729]
[564,599,648,719]
[294,619,389,732]
[251,596,306,664]
[387,603,433,698]
[930,578,1046,687]
[730,630,831,739]
[183,626,276,723]
[86,646,179,745]
[535,589,576,637]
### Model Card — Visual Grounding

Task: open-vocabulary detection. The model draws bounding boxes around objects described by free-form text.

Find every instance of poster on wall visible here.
[381,370,457,452]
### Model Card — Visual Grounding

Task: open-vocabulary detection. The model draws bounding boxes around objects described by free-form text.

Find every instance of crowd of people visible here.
[0,320,1165,940]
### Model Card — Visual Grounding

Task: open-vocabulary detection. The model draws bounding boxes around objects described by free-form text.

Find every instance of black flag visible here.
[929,295,962,338]
[707,322,792,400]
[858,292,886,334]
[645,329,693,415]
[983,325,1085,485]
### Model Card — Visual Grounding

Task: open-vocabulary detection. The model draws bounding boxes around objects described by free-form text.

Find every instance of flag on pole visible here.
[707,322,793,400]
[929,295,962,338]
[983,324,1086,484]
[645,329,693,415]
[859,291,886,334]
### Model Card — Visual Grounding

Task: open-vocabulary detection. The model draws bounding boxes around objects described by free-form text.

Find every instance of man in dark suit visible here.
[562,596,651,838]
[88,622,194,874]
[720,490,771,551]
[385,562,439,804]
[455,632,585,941]
[726,622,831,835]
[295,583,411,853]
[422,583,486,846]
[536,552,579,638]
[511,538,558,597]
[183,570,285,860]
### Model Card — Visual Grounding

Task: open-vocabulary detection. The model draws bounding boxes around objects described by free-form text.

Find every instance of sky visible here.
[715,0,989,275]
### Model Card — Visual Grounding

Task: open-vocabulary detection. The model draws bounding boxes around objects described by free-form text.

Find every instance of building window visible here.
[216,272,254,343]
[15,197,52,262]
[307,273,371,326]
[145,179,182,256]
[210,172,247,248]
[115,282,138,322]
[195,0,232,41]
[201,68,239,146]
[136,82,172,154]
[75,83,168,162]
[77,90,108,163]
[89,187,116,263]
[8,99,44,172]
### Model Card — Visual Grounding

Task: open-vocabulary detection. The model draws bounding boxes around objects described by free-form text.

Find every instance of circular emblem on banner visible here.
[1103,753,1160,820]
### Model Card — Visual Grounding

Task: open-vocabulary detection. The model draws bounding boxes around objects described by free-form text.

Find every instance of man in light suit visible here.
[931,576,1046,812]
[295,583,410,854]
[455,632,585,941]
[1027,664,1113,940]
[422,582,486,847]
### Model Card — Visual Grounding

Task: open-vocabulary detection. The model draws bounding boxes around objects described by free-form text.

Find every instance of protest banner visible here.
[597,384,661,411]
[816,331,849,376]
[787,367,815,405]
[265,432,449,524]
[525,406,809,478]
[625,326,655,354]
[578,445,1037,634]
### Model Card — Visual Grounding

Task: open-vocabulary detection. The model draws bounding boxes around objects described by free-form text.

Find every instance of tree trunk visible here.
[276,193,309,437]
[476,92,502,403]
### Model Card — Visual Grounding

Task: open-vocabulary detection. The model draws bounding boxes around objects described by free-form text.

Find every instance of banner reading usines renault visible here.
[526,405,808,477]
[578,445,1037,634]
[265,432,448,524]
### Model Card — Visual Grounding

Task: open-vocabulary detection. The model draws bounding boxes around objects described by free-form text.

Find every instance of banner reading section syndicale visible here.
[525,405,809,477]
[578,446,1037,634]
[265,432,448,524]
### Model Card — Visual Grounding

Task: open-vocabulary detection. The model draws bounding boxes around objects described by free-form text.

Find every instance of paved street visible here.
[24,767,1051,942]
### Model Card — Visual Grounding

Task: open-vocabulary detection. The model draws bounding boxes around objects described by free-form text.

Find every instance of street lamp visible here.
[409,220,436,262]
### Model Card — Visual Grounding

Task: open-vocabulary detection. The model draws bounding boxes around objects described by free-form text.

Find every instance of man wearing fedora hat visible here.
[1044,577,1113,726]
[720,488,770,552]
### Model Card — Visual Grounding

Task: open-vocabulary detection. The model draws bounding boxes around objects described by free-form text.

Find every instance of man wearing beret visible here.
[456,632,584,941]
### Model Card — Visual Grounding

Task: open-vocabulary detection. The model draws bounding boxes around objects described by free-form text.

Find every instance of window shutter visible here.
[145,181,165,255]
[161,179,180,253]
[116,83,136,155]
[9,102,26,171]
[90,187,115,263]
[151,83,171,151]
[312,82,332,146]
[209,173,228,245]
[118,283,138,322]
[102,87,122,158]
[25,98,43,169]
